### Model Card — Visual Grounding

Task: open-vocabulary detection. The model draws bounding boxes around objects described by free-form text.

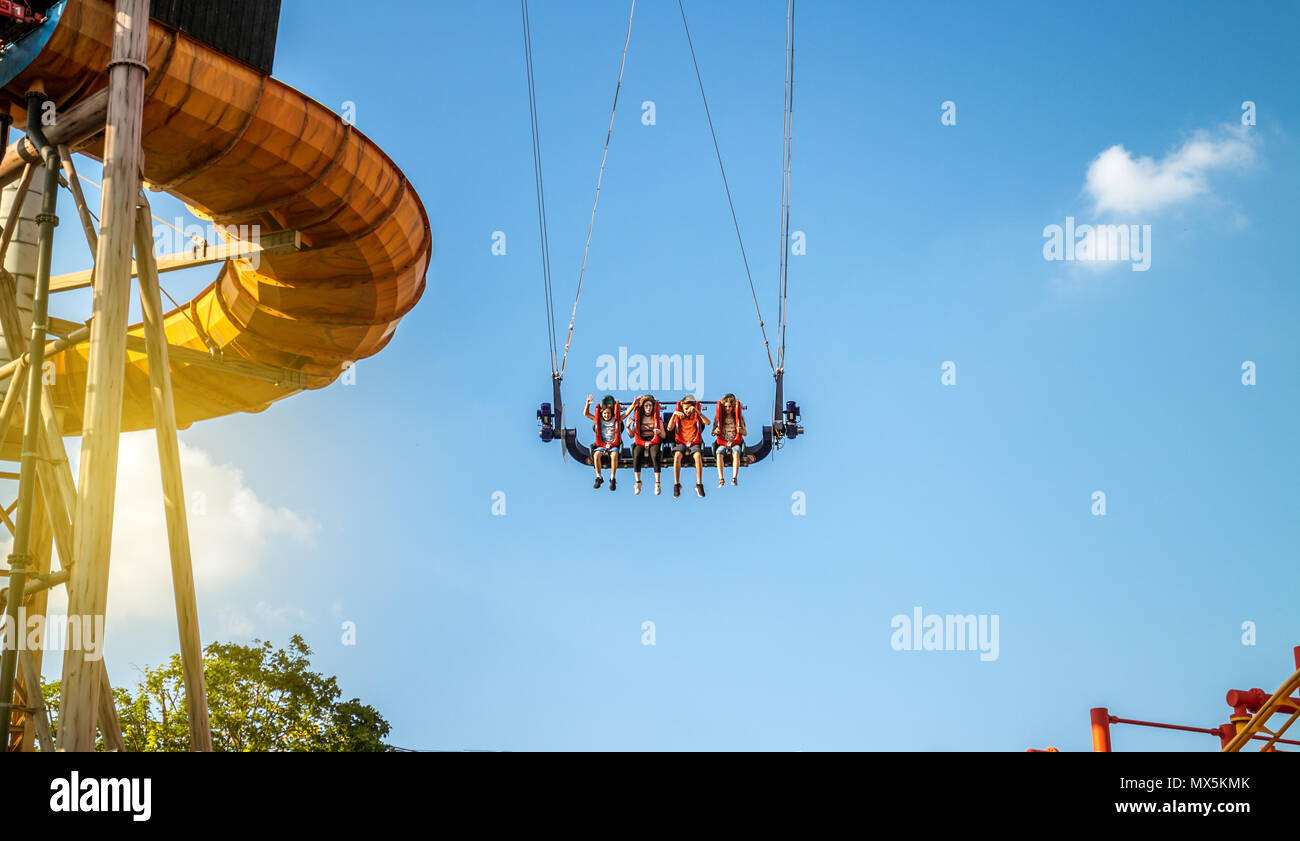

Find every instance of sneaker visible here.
[730,477,738,486]
[696,483,706,498]
[717,477,725,488]
[609,478,617,492]
[654,481,662,496]
[635,481,643,495]
[673,483,681,498]
[593,476,603,489]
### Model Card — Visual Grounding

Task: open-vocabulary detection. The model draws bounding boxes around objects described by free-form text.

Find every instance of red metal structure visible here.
[0,2,41,24]
[1033,646,1300,751]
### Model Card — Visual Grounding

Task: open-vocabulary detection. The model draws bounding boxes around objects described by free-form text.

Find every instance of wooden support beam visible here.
[0,360,24,433]
[134,195,212,751]
[60,0,151,753]
[17,480,53,751]
[0,217,82,751]
[123,334,308,389]
[41,316,88,337]
[0,164,35,267]
[15,650,130,753]
[58,146,99,255]
[0,325,89,383]
[18,650,52,752]
[0,89,109,192]
[0,277,78,565]
[49,229,303,292]
[96,662,125,752]
[0,316,305,391]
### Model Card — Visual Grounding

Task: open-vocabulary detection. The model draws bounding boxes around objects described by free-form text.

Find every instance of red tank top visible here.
[677,411,703,443]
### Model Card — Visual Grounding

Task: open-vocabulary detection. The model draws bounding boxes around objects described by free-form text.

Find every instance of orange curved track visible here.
[0,0,430,435]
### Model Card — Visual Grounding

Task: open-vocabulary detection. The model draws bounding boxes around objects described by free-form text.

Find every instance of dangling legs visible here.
[592,450,605,488]
[716,447,726,487]
[672,449,683,497]
[693,451,705,497]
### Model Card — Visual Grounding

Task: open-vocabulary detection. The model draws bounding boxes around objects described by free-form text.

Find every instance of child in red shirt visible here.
[668,394,711,498]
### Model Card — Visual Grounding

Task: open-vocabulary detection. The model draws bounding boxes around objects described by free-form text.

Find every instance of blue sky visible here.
[23,0,1300,750]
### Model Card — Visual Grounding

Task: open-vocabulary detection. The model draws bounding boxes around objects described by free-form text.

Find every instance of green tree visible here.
[42,635,391,752]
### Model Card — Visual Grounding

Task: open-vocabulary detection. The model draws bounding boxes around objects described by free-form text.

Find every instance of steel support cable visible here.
[776,0,794,373]
[677,0,775,376]
[558,0,636,379]
[522,0,559,375]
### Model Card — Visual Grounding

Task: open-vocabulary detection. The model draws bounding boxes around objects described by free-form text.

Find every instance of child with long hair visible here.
[712,393,747,487]
[627,394,665,496]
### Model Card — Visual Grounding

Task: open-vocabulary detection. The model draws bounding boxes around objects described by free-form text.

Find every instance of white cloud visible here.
[1084,126,1256,215]
[1,433,317,625]
[217,602,307,639]
[253,600,307,625]
[218,610,255,637]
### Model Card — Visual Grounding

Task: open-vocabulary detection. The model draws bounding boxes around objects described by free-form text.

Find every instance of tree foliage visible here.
[42,635,391,752]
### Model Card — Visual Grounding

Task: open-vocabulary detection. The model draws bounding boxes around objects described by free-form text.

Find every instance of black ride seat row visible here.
[536,380,804,469]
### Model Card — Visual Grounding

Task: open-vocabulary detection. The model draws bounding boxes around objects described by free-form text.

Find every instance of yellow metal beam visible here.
[48,229,303,293]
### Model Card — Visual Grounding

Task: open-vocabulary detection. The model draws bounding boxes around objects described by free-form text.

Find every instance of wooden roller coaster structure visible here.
[0,0,429,751]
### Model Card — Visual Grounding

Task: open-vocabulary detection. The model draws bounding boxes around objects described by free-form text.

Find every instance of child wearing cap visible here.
[667,394,711,498]
[584,394,622,491]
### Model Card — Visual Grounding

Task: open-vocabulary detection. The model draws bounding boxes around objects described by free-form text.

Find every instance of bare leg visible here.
[673,451,683,485]
[732,450,741,482]
[594,451,604,480]
[716,449,725,485]
[693,451,704,484]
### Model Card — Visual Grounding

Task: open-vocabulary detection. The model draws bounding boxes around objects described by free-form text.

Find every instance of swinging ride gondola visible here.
[526,0,805,470]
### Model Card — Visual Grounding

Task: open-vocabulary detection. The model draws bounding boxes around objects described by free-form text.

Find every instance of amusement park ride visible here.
[1030,646,1300,752]
[523,0,805,469]
[0,0,429,751]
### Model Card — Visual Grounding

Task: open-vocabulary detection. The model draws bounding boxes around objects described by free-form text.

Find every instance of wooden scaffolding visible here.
[0,0,211,752]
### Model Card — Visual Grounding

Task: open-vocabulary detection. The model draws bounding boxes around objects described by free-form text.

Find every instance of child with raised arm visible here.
[584,394,622,491]
[667,394,710,498]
